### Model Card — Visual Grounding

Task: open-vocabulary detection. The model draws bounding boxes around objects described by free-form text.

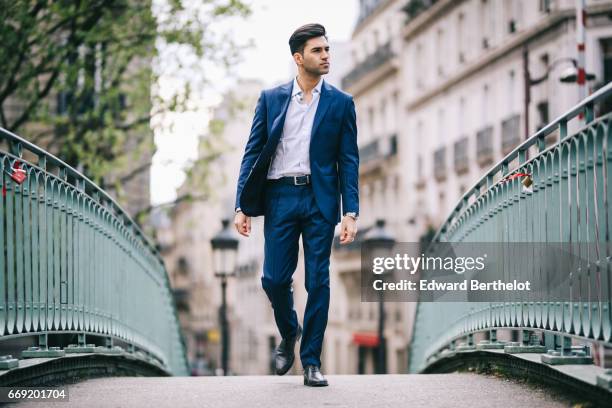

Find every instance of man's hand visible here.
[234,212,251,237]
[339,216,357,245]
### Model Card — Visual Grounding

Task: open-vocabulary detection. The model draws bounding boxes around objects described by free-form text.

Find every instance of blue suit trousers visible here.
[261,181,335,368]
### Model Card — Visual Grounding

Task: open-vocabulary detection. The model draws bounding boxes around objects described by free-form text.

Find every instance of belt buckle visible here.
[294,175,308,185]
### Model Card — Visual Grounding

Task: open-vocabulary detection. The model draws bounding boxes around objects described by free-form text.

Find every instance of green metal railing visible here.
[409,82,612,387]
[0,127,188,381]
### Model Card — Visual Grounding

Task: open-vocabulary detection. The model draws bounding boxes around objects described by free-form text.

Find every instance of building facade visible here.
[338,0,612,373]
[158,79,288,375]
[400,0,612,230]
[335,0,416,375]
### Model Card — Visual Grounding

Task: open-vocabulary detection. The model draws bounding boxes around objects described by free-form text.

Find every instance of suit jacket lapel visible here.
[310,80,333,143]
[269,80,293,143]
[256,80,292,169]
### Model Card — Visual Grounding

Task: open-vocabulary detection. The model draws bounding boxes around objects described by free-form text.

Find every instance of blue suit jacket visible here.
[235,79,359,225]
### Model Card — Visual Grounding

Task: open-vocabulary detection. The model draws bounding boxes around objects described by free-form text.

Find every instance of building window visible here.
[436,28,445,77]
[539,0,551,13]
[539,53,550,82]
[388,134,398,157]
[480,0,491,49]
[380,98,387,134]
[415,43,424,89]
[173,289,190,312]
[360,139,380,164]
[505,0,518,33]
[178,257,189,276]
[481,84,489,123]
[433,147,447,181]
[508,20,516,34]
[537,101,556,146]
[507,70,516,112]
[403,0,433,20]
[476,126,494,167]
[458,97,466,135]
[457,12,465,63]
[501,114,521,154]
[600,38,612,116]
[536,101,549,130]
[417,154,423,180]
[454,137,469,174]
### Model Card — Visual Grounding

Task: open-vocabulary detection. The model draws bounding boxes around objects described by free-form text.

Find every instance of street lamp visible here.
[210,218,238,376]
[523,50,596,139]
[363,219,396,374]
[529,57,596,86]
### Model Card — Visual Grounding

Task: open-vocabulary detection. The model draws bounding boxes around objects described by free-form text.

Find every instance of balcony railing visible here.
[402,0,438,23]
[342,42,394,90]
[356,0,386,26]
[359,139,380,164]
[359,134,399,169]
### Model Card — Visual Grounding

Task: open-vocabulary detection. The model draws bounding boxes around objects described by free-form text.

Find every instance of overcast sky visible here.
[150,0,359,206]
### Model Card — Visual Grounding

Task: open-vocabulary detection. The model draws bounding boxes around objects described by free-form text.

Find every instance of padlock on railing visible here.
[521,174,533,188]
[501,171,533,192]
[4,162,27,185]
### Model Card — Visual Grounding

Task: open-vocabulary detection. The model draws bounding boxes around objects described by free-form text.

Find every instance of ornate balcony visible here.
[342,42,395,92]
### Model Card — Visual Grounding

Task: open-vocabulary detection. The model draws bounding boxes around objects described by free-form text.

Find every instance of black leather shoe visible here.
[274,325,302,375]
[303,365,328,387]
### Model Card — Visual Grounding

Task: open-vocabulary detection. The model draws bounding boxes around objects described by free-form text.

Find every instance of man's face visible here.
[295,36,330,75]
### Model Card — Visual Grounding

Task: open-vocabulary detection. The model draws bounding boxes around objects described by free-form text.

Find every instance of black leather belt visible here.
[268,175,311,186]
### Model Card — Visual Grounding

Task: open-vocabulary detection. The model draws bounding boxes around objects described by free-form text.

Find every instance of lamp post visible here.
[363,219,396,374]
[210,218,238,376]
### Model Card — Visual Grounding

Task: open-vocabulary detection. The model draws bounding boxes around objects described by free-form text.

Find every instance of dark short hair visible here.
[288,24,327,55]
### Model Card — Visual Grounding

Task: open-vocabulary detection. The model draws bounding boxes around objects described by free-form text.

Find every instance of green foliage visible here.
[0,0,251,195]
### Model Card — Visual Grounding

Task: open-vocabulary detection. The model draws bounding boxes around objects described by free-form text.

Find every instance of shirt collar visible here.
[292,76,323,97]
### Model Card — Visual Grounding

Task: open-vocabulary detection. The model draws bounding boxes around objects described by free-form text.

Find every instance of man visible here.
[234,23,359,387]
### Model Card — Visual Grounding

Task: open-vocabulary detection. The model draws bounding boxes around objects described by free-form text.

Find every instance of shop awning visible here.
[352,332,380,347]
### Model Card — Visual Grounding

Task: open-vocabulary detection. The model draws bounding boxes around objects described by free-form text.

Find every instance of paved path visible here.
[14,373,578,408]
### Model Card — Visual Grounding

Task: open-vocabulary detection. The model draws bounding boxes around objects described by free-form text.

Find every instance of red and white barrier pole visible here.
[576,0,587,103]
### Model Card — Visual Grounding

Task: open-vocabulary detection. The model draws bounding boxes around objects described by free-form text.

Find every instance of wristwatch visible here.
[344,212,358,221]
[235,207,242,214]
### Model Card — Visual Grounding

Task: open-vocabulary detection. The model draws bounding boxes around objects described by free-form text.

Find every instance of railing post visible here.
[9,140,21,158]
[585,102,594,124]
[38,155,46,171]
[537,136,546,153]
[541,335,593,365]
[518,149,527,165]
[38,333,48,349]
[559,119,568,140]
[502,162,509,177]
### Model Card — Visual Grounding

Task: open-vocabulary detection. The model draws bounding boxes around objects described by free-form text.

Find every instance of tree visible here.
[0,0,251,204]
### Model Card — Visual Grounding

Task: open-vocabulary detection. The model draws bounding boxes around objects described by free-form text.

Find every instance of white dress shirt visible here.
[267,77,323,179]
